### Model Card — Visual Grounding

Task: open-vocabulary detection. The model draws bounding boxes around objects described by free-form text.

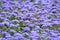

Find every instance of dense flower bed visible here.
[0,0,60,40]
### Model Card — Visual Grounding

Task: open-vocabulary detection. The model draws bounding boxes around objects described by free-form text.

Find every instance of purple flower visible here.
[22,27,30,31]
[0,38,6,40]
[10,29,16,33]
[29,31,39,39]
[2,2,11,8]
[14,33,24,38]
[0,23,4,26]
[0,0,60,40]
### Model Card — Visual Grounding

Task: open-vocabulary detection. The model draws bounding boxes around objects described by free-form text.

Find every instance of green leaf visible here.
[22,0,25,2]
[39,24,43,28]
[44,37,48,40]
[2,26,7,31]
[0,33,3,38]
[38,31,41,35]
[30,27,32,30]
[0,26,3,29]
[10,32,14,36]
[24,35,29,38]
[16,17,21,20]
[0,19,3,22]
[47,26,54,30]
[0,2,3,6]
[30,0,34,2]
[13,27,19,32]
[19,22,25,28]
[9,16,15,21]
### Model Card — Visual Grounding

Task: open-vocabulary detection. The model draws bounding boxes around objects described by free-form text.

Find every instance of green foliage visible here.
[22,0,25,2]
[47,26,55,30]
[47,24,59,30]
[16,17,21,20]
[39,24,43,28]
[0,19,3,22]
[9,32,14,36]
[9,16,15,21]
[13,27,19,32]
[0,26,3,29]
[2,26,7,31]
[0,33,3,38]
[38,31,41,35]
[24,35,29,38]
[30,0,34,2]
[44,37,48,40]
[0,2,3,6]
[19,22,25,28]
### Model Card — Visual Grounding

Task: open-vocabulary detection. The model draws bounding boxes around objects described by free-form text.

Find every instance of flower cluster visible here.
[0,0,60,40]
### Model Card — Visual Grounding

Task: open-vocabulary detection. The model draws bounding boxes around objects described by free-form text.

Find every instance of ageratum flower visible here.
[0,0,60,40]
[0,23,4,26]
[29,31,40,39]
[10,29,16,33]
[56,3,60,10]
[22,27,30,31]
[41,0,53,6]
[14,33,24,39]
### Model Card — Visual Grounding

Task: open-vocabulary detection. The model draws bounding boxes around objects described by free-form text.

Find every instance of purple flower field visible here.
[0,0,60,40]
